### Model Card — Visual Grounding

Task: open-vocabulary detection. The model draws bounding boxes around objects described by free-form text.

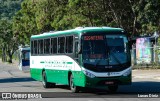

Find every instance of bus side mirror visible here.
[77,44,82,54]
[75,42,81,54]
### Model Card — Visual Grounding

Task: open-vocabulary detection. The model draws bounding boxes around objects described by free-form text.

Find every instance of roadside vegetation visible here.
[0,0,160,63]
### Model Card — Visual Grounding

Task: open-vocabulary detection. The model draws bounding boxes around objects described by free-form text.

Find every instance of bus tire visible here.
[108,85,118,93]
[42,71,55,88]
[69,74,79,93]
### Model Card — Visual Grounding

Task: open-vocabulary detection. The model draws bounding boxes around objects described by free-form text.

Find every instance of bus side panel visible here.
[46,69,68,85]
[46,69,59,84]
[72,61,86,87]
[46,69,56,83]
[59,70,69,85]
[30,68,42,81]
[30,56,43,81]
[73,71,86,87]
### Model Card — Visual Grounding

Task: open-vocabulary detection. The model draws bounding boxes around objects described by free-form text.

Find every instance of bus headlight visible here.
[83,70,96,78]
[122,68,131,76]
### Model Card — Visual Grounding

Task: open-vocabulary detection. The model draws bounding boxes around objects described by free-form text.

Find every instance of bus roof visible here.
[31,27,124,39]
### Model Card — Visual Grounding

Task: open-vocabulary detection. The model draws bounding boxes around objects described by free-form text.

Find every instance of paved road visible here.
[0,60,160,100]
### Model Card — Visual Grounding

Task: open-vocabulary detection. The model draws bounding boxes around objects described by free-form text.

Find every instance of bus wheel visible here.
[42,71,55,88]
[108,85,118,93]
[69,74,79,93]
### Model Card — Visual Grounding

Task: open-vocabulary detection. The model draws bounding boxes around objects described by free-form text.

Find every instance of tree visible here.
[0,19,18,63]
[0,0,23,63]
[13,0,160,43]
[13,0,39,44]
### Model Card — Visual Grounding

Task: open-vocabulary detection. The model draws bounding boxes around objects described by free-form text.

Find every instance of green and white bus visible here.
[30,27,131,93]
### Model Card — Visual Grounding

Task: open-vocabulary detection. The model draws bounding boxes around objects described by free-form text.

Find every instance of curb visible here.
[133,75,160,80]
[154,77,160,80]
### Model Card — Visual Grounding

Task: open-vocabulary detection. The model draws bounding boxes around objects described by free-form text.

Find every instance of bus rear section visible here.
[18,46,30,72]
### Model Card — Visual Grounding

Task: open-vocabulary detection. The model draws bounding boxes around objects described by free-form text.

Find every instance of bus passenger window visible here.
[51,38,57,54]
[34,40,37,55]
[58,37,65,53]
[44,39,50,54]
[31,41,34,55]
[38,40,43,54]
[66,36,73,53]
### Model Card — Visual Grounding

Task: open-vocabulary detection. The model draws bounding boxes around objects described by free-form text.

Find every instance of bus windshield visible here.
[82,33,130,72]
[22,50,30,60]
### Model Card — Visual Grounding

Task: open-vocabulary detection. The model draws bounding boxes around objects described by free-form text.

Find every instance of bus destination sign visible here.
[84,35,104,40]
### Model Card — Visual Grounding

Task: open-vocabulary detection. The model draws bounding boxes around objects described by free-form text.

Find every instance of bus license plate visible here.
[105,81,114,85]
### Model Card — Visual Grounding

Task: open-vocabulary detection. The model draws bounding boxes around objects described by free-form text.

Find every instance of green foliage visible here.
[12,0,160,41]
[0,0,23,20]
[13,0,38,44]
[0,19,19,63]
[0,0,22,63]
[1,0,160,63]
[137,0,160,34]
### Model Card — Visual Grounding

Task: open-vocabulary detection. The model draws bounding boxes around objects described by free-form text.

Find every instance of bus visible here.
[18,46,30,72]
[30,27,131,93]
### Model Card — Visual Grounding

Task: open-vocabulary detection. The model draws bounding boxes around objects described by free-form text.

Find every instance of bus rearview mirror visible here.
[77,44,82,54]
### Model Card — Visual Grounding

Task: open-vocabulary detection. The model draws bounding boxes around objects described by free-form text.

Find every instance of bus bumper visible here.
[85,75,131,89]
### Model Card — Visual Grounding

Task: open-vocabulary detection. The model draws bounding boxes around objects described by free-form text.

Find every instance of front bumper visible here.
[85,74,131,89]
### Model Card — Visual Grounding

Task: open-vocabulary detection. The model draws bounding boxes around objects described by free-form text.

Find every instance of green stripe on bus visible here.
[40,61,44,63]
[67,62,73,64]
[40,61,72,64]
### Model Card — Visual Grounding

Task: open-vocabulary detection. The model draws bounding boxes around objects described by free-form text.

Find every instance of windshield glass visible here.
[82,33,130,70]
[22,51,30,60]
[83,35,105,59]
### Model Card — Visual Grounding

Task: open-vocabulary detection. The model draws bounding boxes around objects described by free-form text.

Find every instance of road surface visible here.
[0,60,160,100]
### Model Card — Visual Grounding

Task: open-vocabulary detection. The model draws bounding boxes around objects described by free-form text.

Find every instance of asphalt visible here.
[0,59,30,78]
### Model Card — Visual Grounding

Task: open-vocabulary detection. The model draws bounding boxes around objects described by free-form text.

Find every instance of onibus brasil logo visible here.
[1,93,42,100]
